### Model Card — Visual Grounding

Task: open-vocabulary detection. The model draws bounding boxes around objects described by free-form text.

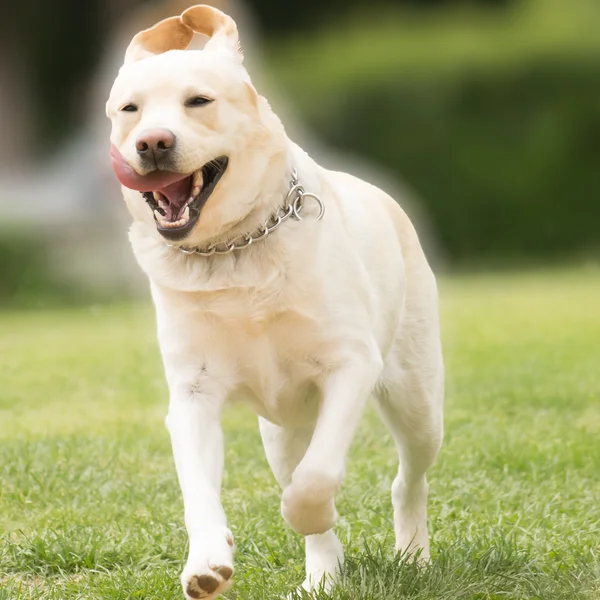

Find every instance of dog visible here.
[106,5,444,599]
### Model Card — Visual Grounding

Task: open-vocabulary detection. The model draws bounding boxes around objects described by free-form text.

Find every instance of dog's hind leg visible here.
[259,418,343,593]
[374,326,444,561]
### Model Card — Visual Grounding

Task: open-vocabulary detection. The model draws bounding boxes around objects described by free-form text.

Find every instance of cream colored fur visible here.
[106,6,444,599]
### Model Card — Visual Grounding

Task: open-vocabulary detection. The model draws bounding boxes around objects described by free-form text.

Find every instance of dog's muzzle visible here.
[110,144,229,241]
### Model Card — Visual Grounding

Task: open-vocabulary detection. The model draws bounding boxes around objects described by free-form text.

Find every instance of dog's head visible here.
[106,5,286,245]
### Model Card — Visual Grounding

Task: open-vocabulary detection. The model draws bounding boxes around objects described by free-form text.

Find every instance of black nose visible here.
[136,129,176,157]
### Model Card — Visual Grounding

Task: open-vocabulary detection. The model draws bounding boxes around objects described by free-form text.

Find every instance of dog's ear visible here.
[181,5,243,63]
[124,16,194,64]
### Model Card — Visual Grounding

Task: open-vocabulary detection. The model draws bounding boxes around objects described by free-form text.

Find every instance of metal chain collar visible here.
[170,168,325,257]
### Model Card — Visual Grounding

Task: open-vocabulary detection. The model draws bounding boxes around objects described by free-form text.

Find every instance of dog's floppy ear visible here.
[181,5,243,63]
[124,16,194,64]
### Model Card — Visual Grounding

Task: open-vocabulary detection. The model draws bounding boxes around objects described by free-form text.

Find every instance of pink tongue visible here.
[110,144,191,191]
[158,177,192,208]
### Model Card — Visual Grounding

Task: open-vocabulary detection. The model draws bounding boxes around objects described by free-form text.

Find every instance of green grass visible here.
[1,268,599,599]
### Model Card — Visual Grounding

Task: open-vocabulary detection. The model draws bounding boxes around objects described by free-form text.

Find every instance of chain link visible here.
[169,168,324,257]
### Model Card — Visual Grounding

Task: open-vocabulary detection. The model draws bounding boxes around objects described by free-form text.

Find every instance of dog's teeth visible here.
[163,219,184,228]
[153,191,169,211]
[178,209,189,224]
[192,170,203,188]
[176,205,191,222]
[156,205,190,229]
[192,186,200,198]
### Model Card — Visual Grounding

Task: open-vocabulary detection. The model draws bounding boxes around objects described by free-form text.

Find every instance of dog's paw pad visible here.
[184,564,234,600]
[186,574,219,598]
[213,565,233,581]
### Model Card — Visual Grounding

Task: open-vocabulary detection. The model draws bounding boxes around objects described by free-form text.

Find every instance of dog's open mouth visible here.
[141,156,228,241]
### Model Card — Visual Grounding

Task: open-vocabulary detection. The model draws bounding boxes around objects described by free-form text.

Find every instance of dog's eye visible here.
[120,103,138,112]
[185,96,214,108]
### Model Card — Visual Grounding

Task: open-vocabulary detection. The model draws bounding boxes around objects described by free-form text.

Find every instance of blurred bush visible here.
[269,0,600,263]
[246,0,511,35]
[0,231,84,308]
[0,226,142,308]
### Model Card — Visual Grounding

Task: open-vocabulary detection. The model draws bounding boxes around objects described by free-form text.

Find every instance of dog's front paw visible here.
[395,531,430,564]
[281,471,338,535]
[181,528,235,600]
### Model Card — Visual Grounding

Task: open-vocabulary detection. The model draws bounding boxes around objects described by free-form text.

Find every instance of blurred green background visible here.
[1,0,599,306]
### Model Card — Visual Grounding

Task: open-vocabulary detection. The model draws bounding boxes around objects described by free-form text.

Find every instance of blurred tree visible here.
[3,0,143,152]
[245,0,511,34]
[7,1,99,149]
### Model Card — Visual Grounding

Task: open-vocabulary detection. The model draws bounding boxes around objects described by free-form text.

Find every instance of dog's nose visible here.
[136,129,176,157]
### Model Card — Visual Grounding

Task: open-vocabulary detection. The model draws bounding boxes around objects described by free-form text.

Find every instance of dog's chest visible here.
[182,291,337,427]
[223,306,331,427]
[154,267,353,427]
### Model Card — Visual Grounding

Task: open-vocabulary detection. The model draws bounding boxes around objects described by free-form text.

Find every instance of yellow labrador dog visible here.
[106,5,443,599]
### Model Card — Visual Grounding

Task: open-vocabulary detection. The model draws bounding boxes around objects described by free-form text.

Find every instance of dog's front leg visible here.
[166,381,234,600]
[281,352,383,536]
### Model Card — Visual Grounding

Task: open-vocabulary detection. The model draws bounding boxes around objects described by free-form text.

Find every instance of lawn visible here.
[1,268,599,599]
